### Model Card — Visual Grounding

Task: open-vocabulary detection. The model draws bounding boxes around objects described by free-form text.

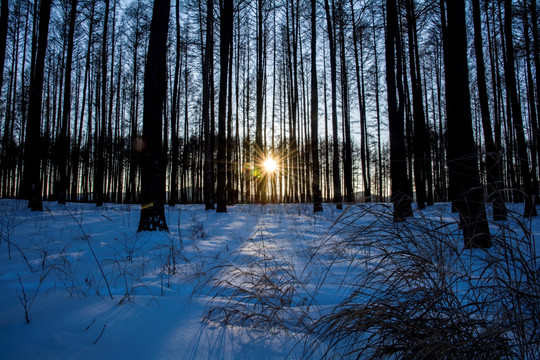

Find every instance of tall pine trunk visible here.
[386,0,412,221]
[504,0,537,217]
[58,0,78,204]
[471,0,507,220]
[406,0,428,210]
[203,0,215,210]
[216,0,233,213]
[444,0,491,247]
[0,0,8,102]
[95,0,110,207]
[324,0,342,210]
[137,0,171,232]
[23,0,53,211]
[311,0,322,212]
[169,0,182,207]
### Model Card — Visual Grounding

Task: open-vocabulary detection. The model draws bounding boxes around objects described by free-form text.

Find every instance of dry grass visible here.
[303,204,539,359]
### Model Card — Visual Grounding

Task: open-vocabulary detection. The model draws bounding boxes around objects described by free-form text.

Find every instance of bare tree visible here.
[22,0,53,211]
[216,0,234,213]
[444,0,491,248]
[0,0,8,101]
[311,0,322,212]
[138,0,171,232]
[203,0,215,210]
[58,0,78,205]
[386,0,412,221]
[471,0,506,220]
[504,0,537,217]
[324,0,342,210]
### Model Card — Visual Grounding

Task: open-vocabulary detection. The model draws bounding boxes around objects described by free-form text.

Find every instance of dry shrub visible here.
[203,230,311,335]
[305,204,539,360]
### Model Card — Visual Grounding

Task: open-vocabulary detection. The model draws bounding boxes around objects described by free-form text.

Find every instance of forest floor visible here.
[0,200,539,359]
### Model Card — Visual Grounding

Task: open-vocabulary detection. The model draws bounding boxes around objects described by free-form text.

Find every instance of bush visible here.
[305,204,540,360]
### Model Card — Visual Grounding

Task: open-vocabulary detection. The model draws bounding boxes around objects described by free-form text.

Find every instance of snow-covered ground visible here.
[0,200,538,359]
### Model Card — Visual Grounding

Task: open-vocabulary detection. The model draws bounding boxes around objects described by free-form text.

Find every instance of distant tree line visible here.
[0,0,538,240]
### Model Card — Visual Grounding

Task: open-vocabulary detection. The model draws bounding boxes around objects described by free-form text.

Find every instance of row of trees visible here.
[0,0,538,242]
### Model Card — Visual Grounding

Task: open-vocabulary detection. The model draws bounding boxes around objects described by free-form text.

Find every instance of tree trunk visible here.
[169,0,182,207]
[524,0,540,205]
[372,8,382,202]
[138,0,171,232]
[0,0,8,101]
[128,6,141,204]
[216,0,233,213]
[311,0,322,212]
[386,0,412,221]
[58,0,78,204]
[471,0,507,220]
[338,9,353,203]
[324,0,342,210]
[23,0,53,211]
[350,0,370,203]
[95,0,110,207]
[203,0,215,210]
[405,0,428,210]
[444,0,491,247]
[255,0,266,204]
[504,0,537,217]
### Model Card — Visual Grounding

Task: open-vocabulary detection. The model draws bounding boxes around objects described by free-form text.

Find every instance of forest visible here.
[0,0,539,234]
[1,1,540,358]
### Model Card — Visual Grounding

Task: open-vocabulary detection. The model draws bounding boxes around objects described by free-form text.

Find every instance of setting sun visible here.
[263,157,278,173]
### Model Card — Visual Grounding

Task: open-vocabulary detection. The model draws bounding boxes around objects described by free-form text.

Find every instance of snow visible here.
[0,200,538,359]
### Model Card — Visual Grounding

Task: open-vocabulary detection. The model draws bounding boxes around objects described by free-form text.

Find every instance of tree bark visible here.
[471,0,507,220]
[311,0,322,212]
[338,8,353,203]
[95,0,110,207]
[58,0,78,204]
[405,0,428,210]
[444,0,491,247]
[138,0,170,231]
[504,0,537,217]
[169,0,182,207]
[324,0,342,210]
[386,0,412,221]
[216,0,233,213]
[203,0,215,210]
[350,0,370,203]
[0,0,8,102]
[23,0,53,211]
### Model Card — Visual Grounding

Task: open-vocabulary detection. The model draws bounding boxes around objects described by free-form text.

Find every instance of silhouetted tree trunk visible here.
[350,0,370,203]
[181,39,190,203]
[504,0,537,217]
[58,0,78,204]
[216,0,233,213]
[324,0,342,210]
[523,0,540,205]
[23,0,53,211]
[338,8,353,203]
[255,0,266,204]
[137,0,170,232]
[372,8,381,202]
[0,0,8,101]
[386,0,412,221]
[445,0,491,248]
[471,0,506,220]
[95,0,110,207]
[532,0,540,146]
[311,0,322,212]
[405,0,428,210]
[226,38,234,204]
[203,0,215,210]
[169,0,181,207]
